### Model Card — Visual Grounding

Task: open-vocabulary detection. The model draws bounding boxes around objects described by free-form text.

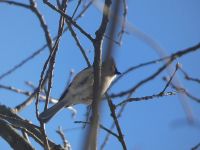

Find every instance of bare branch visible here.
[111,55,171,86]
[64,18,91,66]
[117,90,183,107]
[0,0,92,81]
[71,0,82,18]
[0,0,30,9]
[118,0,128,44]
[180,68,200,84]
[29,0,53,52]
[111,42,200,98]
[75,121,119,139]
[85,0,113,148]
[163,77,200,103]
[116,64,181,106]
[160,63,180,94]
[43,0,94,42]
[191,142,200,150]
[36,1,68,149]
[0,119,35,150]
[105,94,127,149]
[56,126,71,149]
[0,105,65,149]
[0,48,44,81]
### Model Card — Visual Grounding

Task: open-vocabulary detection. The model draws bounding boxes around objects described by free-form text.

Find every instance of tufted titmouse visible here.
[39,59,120,123]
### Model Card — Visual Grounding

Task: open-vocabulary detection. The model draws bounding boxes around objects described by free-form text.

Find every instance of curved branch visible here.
[0,119,34,150]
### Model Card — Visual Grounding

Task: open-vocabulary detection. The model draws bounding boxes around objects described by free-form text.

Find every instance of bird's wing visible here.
[69,66,93,89]
[59,66,93,101]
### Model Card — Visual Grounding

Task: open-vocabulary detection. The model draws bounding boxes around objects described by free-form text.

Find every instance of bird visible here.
[39,58,121,123]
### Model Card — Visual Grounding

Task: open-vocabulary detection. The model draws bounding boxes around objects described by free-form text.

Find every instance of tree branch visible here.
[0,119,34,150]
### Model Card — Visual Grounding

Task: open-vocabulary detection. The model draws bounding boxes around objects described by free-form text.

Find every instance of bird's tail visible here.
[39,100,70,123]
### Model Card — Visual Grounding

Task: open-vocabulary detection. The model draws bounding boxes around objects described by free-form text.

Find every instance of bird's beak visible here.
[115,67,121,75]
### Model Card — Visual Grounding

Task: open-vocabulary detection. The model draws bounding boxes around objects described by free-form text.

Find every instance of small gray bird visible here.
[39,59,120,123]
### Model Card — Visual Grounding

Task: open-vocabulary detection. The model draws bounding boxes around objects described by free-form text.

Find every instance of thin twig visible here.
[29,0,55,149]
[0,0,92,81]
[0,0,30,9]
[75,121,119,139]
[113,58,174,98]
[111,55,171,86]
[111,42,200,98]
[116,64,181,106]
[64,17,91,66]
[104,34,121,46]
[100,102,127,149]
[105,94,127,149]
[43,0,94,42]
[191,142,200,150]
[39,11,67,150]
[160,63,180,94]
[29,0,53,52]
[0,48,44,80]
[118,0,128,44]
[117,90,183,107]
[163,77,200,103]
[0,84,32,96]
[25,81,37,90]
[56,126,71,149]
[44,0,67,112]
[180,68,200,84]
[35,35,58,120]
[71,0,82,18]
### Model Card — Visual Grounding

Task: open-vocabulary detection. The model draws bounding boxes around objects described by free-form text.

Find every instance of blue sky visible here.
[0,0,200,150]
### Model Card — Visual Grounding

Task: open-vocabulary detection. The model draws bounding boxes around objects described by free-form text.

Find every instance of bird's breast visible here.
[101,75,116,94]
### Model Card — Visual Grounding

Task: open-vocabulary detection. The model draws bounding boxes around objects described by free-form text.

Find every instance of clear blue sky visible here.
[0,0,200,150]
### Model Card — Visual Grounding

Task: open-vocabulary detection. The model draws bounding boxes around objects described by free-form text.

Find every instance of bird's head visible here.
[102,57,121,77]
